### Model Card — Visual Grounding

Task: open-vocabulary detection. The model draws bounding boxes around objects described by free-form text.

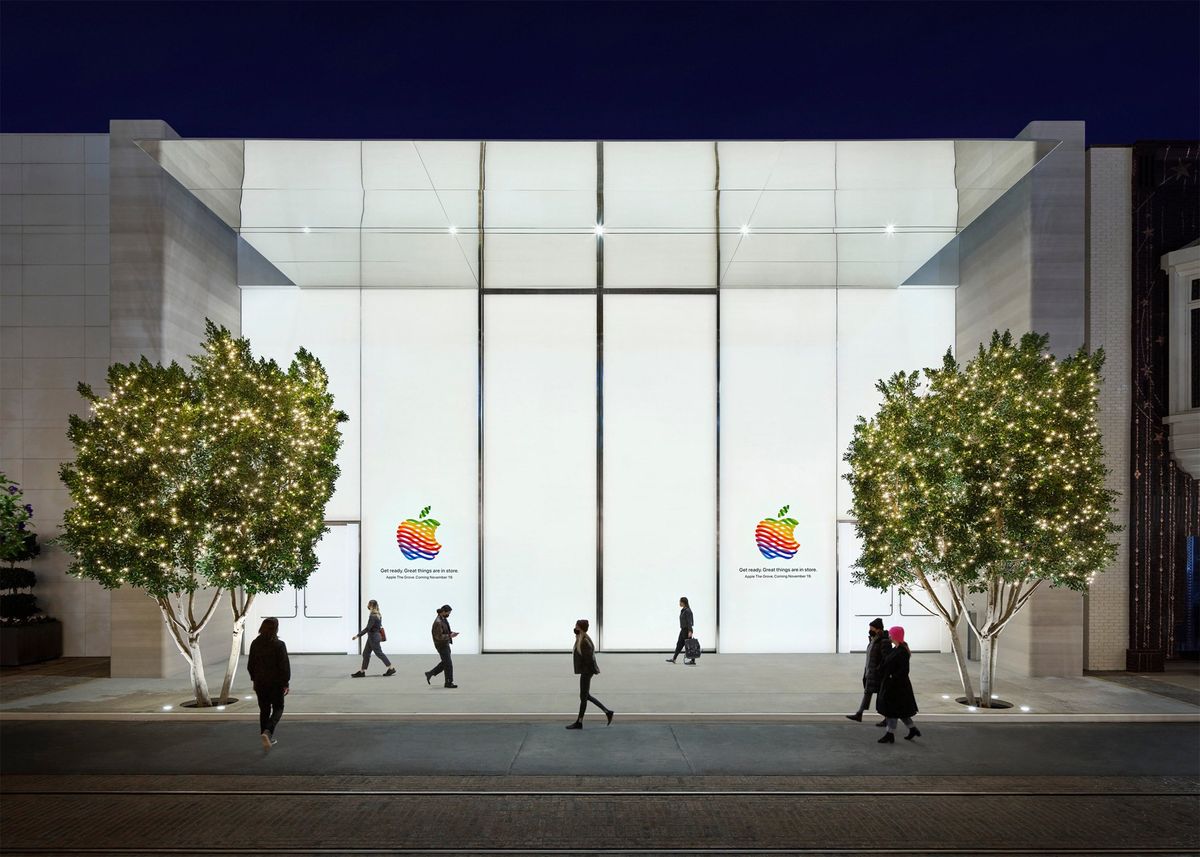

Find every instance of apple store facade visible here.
[7,123,1106,673]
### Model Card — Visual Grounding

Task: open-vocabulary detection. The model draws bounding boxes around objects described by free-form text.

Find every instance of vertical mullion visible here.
[714,140,721,652]
[596,140,605,648]
[477,140,486,649]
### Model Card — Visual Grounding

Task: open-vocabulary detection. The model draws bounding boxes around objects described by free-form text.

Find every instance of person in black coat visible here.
[424,604,459,688]
[246,617,290,750]
[876,625,921,743]
[846,617,891,724]
[350,599,395,678]
[666,597,694,664]
[566,619,613,729]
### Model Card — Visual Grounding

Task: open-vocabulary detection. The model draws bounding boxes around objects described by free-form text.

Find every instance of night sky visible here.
[1,1,1197,145]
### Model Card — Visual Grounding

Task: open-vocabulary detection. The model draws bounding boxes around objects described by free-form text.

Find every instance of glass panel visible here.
[602,295,716,649]
[1191,306,1199,408]
[240,288,361,521]
[604,142,714,190]
[720,289,837,653]
[360,290,479,653]
[243,140,361,189]
[720,233,836,288]
[604,234,715,287]
[835,141,956,189]
[361,232,478,288]
[836,232,957,287]
[486,142,596,189]
[717,141,836,190]
[835,288,957,516]
[484,233,595,288]
[483,295,597,650]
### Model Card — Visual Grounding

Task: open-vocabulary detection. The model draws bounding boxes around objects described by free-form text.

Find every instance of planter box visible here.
[0,620,63,666]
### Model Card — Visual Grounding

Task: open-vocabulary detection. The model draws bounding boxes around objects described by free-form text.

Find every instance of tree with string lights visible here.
[844,331,1119,707]
[59,322,346,706]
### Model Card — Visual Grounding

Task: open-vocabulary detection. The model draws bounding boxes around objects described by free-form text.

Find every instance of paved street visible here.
[2,720,1197,854]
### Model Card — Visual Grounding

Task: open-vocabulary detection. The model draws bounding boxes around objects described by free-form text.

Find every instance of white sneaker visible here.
[260,731,272,750]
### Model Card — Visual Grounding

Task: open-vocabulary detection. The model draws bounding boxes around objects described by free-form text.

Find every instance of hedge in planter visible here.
[0,477,61,665]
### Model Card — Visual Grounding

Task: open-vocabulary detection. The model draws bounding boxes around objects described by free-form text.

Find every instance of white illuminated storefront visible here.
[146,138,1048,655]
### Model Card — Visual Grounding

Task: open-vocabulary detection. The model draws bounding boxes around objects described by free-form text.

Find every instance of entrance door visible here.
[249,523,359,654]
[836,521,943,652]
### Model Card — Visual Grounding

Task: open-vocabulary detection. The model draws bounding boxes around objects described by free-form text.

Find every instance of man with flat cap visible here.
[424,604,459,688]
[846,617,890,725]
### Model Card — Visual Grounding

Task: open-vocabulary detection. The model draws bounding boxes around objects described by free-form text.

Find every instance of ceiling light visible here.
[244,695,253,700]
[162,705,173,711]
[884,224,896,235]
[594,224,605,236]
[740,224,751,236]
[448,225,458,235]
[941,694,950,699]
[1019,705,1031,712]
[301,226,311,234]
[216,705,226,711]
[967,705,977,712]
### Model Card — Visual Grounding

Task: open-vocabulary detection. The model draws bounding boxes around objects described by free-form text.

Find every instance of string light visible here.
[57,321,347,705]
[844,330,1120,705]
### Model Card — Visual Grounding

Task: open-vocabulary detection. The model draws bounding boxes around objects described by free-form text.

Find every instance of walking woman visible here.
[350,600,395,678]
[665,596,694,664]
[876,625,921,744]
[567,619,613,729]
[246,617,290,751]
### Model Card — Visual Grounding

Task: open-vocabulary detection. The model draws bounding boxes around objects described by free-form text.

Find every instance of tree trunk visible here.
[909,575,977,705]
[219,592,254,703]
[188,635,212,707]
[156,588,223,707]
[949,618,977,705]
[979,634,998,707]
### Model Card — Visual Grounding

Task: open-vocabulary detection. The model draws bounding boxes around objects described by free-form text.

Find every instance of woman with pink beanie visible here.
[875,625,920,744]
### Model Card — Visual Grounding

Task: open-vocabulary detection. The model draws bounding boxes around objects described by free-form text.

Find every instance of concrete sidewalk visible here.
[2,653,1197,721]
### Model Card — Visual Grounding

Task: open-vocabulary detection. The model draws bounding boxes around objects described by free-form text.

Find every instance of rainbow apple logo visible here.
[396,505,442,561]
[756,504,799,560]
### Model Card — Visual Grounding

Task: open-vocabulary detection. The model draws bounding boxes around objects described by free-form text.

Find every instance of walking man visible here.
[666,596,694,664]
[424,604,458,688]
[846,617,891,724]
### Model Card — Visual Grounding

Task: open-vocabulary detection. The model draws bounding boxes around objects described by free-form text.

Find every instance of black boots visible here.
[905,727,922,741]
[877,732,895,744]
[566,721,583,730]
[845,712,863,722]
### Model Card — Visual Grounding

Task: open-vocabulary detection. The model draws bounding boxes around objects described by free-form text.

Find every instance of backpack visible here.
[684,637,701,659]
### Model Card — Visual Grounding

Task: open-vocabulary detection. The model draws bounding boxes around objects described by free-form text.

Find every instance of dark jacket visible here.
[862,630,892,693]
[357,612,382,640]
[679,607,694,633]
[247,635,290,689]
[572,633,600,675]
[876,645,918,719]
[432,615,453,646]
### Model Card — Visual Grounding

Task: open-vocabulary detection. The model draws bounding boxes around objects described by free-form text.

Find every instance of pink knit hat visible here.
[889,626,905,644]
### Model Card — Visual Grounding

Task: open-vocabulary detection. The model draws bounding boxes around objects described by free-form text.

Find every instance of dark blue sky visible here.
[2,1,1197,145]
